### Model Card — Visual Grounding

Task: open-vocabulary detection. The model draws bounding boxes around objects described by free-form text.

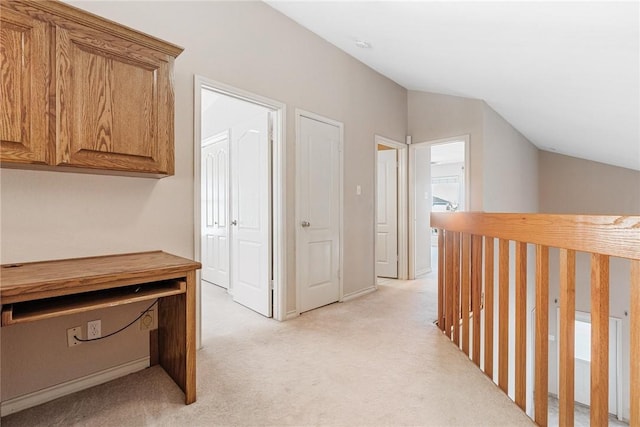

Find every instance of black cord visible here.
[74,299,158,342]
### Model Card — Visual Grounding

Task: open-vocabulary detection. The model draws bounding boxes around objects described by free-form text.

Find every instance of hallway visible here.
[2,276,533,426]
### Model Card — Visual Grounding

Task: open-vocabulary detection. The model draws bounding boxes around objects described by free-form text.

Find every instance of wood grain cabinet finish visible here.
[55,25,174,174]
[0,0,183,177]
[0,6,50,165]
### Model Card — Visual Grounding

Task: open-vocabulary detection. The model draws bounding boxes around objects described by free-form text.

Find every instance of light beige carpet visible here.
[2,276,533,426]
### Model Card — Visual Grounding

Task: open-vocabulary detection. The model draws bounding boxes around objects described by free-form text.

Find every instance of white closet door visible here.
[296,114,341,313]
[376,149,398,278]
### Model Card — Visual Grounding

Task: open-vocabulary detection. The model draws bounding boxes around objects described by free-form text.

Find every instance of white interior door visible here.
[201,131,230,288]
[231,111,272,317]
[376,149,398,278]
[297,114,341,313]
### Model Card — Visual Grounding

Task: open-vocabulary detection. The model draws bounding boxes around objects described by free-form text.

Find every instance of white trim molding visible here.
[409,134,470,279]
[286,310,300,320]
[374,134,408,281]
[341,285,377,302]
[193,75,288,336]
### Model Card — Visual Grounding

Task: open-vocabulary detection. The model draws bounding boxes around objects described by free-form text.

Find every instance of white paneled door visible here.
[376,149,398,278]
[201,131,230,288]
[297,114,341,313]
[231,112,272,317]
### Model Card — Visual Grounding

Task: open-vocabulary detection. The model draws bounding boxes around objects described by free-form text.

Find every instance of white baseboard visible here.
[341,285,376,302]
[288,285,377,317]
[1,357,150,417]
[415,267,432,278]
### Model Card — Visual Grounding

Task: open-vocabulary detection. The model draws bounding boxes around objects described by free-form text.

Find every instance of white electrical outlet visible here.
[87,319,101,339]
[140,309,156,330]
[67,326,82,347]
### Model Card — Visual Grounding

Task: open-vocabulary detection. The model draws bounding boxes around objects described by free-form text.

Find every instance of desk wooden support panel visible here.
[0,251,201,405]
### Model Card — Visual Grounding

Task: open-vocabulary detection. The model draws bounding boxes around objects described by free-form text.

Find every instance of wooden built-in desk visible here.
[0,251,201,404]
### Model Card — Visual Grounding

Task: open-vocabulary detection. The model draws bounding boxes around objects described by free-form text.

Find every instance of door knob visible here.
[231,220,237,226]
[301,220,311,227]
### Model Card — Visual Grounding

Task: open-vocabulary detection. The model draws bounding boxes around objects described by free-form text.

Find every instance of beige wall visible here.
[483,104,539,212]
[407,91,484,210]
[1,1,407,401]
[540,151,640,420]
[477,103,539,407]
[407,92,540,213]
[1,302,151,400]
[539,150,640,214]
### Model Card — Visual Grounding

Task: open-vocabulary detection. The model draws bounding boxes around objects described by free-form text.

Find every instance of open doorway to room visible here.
[194,76,287,347]
[374,135,408,281]
[410,136,468,278]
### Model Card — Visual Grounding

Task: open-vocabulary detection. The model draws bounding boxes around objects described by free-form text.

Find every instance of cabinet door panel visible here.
[56,26,172,174]
[0,8,49,164]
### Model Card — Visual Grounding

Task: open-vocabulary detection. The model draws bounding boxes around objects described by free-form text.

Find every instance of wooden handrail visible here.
[431,212,640,427]
[431,213,640,260]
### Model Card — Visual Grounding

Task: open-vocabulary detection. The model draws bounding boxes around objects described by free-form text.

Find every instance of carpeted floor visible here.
[2,275,534,426]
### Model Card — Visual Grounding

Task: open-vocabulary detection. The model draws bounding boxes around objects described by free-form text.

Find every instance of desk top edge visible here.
[0,251,202,298]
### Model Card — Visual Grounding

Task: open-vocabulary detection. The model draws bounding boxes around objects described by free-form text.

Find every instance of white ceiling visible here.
[266,1,640,171]
[431,140,465,165]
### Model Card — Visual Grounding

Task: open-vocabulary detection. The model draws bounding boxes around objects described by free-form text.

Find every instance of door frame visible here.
[409,134,469,279]
[374,135,408,280]
[194,76,287,348]
[294,109,344,316]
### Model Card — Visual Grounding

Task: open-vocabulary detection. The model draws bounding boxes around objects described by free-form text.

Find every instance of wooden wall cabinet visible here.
[0,6,50,165]
[0,0,183,177]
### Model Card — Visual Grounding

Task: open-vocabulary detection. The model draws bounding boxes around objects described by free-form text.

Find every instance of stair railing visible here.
[430,213,639,427]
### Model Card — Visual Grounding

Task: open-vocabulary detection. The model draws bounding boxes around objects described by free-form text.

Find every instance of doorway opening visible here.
[194,76,287,347]
[410,136,468,279]
[374,135,408,281]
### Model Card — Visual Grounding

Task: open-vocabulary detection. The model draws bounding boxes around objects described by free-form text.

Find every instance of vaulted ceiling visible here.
[266,1,639,171]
